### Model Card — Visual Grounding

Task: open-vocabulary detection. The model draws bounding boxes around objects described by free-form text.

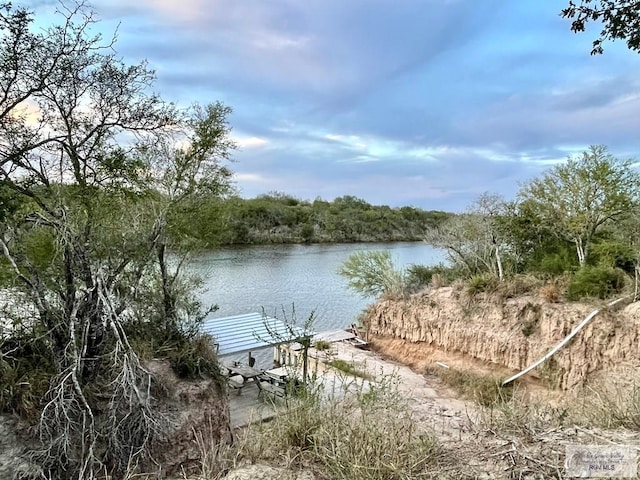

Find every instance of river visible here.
[188,242,444,333]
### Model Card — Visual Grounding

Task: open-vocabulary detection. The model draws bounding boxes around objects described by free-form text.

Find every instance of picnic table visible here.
[257,367,289,400]
[264,366,289,384]
[224,364,262,395]
[227,364,262,381]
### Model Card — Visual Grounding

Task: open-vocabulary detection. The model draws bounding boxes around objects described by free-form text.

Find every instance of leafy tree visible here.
[0,3,234,478]
[561,0,640,54]
[424,214,497,278]
[610,205,640,299]
[138,101,235,327]
[518,145,639,268]
[338,250,406,299]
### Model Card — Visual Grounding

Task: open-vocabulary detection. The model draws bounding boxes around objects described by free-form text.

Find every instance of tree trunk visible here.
[495,246,504,281]
[576,238,586,266]
[635,260,640,302]
[157,241,177,327]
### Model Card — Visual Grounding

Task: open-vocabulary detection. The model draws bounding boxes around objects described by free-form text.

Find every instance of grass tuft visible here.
[428,365,515,407]
[539,283,562,303]
[577,379,640,430]
[327,359,373,380]
[314,340,331,351]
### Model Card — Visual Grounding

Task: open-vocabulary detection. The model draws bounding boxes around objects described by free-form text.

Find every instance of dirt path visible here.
[330,342,476,444]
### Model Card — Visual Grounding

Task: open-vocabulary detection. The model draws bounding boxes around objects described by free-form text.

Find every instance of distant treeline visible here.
[173,193,451,246]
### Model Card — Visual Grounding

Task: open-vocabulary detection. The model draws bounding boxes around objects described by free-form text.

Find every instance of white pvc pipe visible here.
[501,296,629,386]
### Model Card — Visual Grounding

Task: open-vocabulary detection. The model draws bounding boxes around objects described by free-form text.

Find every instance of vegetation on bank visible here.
[0,4,230,479]
[0,3,447,476]
[178,192,450,246]
[340,145,640,303]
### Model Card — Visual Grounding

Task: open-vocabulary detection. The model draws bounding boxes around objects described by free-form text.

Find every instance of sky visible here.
[32,0,640,212]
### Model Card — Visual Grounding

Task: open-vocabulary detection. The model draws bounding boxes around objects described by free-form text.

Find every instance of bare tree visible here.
[424,194,512,280]
[471,193,509,281]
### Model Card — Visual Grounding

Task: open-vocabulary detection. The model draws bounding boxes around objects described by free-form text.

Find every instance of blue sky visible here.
[33,1,640,211]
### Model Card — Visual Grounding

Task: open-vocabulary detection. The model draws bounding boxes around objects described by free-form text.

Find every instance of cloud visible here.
[32,0,640,211]
[235,136,269,149]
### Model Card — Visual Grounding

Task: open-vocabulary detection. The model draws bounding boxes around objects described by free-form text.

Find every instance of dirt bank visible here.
[363,287,640,390]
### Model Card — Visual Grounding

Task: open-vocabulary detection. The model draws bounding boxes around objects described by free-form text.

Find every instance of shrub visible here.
[539,283,562,303]
[406,262,459,290]
[590,240,636,273]
[537,250,577,275]
[338,250,407,299]
[126,317,226,390]
[466,274,498,296]
[169,334,224,383]
[314,340,331,351]
[0,334,56,422]
[406,264,435,286]
[566,266,626,300]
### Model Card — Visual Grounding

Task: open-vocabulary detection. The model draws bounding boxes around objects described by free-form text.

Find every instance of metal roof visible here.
[313,329,356,343]
[201,312,312,356]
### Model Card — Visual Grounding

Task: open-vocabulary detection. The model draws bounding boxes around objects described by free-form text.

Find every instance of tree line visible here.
[423,145,640,300]
[179,192,450,246]
[340,146,640,303]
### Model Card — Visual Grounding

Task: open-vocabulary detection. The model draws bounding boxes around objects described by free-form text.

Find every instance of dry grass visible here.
[426,365,515,407]
[187,365,640,480]
[491,275,544,300]
[539,283,562,303]
[430,273,445,289]
[461,274,545,304]
[576,377,640,430]
[220,376,444,479]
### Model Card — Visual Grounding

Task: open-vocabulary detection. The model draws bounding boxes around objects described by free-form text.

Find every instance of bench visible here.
[227,374,245,394]
[257,380,285,399]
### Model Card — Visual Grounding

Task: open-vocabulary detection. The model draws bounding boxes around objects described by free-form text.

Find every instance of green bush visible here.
[314,340,331,351]
[406,262,458,288]
[590,240,636,273]
[466,273,498,296]
[0,335,55,422]
[538,251,577,275]
[567,266,626,300]
[338,250,407,299]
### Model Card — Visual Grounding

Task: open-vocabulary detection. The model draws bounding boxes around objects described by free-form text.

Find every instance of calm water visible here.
[188,242,444,333]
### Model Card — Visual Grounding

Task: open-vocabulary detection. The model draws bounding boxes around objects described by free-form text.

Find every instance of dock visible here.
[228,382,277,429]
